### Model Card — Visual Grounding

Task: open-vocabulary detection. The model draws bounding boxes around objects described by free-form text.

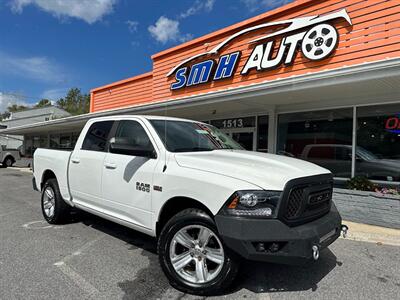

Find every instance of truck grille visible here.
[285,188,304,219]
[280,175,333,226]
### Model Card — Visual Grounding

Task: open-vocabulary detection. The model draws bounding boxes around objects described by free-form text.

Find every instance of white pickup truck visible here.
[0,145,20,167]
[33,115,344,295]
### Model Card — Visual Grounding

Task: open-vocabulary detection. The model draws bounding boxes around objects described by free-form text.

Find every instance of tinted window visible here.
[308,146,334,159]
[114,120,153,150]
[356,104,400,182]
[335,147,351,161]
[82,121,113,152]
[277,108,353,178]
[257,115,269,152]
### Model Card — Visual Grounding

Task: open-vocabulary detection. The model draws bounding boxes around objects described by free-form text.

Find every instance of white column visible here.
[351,106,357,178]
[268,106,277,154]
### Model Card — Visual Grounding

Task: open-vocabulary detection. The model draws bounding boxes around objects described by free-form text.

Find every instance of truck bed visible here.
[33,148,73,201]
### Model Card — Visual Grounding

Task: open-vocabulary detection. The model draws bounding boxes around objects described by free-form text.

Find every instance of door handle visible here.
[71,158,80,164]
[104,162,117,169]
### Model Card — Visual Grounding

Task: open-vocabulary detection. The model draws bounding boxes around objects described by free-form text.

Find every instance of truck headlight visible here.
[221,190,281,218]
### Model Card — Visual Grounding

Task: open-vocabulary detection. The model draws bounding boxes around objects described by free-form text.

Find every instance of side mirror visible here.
[109,142,157,159]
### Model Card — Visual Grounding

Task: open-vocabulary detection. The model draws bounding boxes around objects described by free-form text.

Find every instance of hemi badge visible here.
[154,185,163,192]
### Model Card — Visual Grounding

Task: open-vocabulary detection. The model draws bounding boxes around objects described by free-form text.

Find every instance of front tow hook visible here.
[312,245,320,261]
[341,224,349,238]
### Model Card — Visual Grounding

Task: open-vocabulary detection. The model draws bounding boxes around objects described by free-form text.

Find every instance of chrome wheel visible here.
[43,187,55,218]
[169,225,225,284]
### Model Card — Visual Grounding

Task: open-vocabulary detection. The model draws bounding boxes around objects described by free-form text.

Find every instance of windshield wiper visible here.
[174,147,214,152]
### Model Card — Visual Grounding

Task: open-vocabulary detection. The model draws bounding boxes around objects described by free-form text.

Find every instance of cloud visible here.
[240,0,292,12]
[179,0,215,19]
[41,88,68,101]
[148,1,214,44]
[126,20,139,33]
[9,0,117,24]
[0,51,66,83]
[0,92,28,113]
[148,16,192,44]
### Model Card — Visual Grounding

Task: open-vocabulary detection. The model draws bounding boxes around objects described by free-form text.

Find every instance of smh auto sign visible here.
[167,9,352,90]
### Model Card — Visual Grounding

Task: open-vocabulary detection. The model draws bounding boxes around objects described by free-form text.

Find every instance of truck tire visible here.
[3,156,14,168]
[158,208,239,296]
[41,178,70,224]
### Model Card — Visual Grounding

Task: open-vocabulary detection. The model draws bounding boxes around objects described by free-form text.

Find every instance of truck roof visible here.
[87,115,203,124]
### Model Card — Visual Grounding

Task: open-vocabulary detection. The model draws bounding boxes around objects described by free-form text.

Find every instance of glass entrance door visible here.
[232,132,254,151]
[209,116,259,151]
[223,128,256,151]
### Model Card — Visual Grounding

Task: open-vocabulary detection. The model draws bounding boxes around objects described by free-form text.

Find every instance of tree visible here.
[35,99,52,108]
[56,88,90,115]
[7,104,28,113]
[0,111,11,121]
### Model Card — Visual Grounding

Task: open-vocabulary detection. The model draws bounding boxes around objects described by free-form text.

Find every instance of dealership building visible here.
[1,0,400,186]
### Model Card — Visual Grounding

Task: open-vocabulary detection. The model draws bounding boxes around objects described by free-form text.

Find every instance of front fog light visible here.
[222,190,281,218]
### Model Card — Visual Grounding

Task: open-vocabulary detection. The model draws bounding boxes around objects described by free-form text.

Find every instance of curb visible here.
[341,220,400,247]
[8,167,33,174]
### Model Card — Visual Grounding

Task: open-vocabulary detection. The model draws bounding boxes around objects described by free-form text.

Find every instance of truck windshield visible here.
[150,120,244,152]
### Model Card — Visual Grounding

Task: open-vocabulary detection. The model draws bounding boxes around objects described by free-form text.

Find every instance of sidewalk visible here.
[342,220,400,247]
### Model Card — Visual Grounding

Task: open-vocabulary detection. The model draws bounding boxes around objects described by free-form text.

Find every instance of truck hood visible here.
[174,150,331,190]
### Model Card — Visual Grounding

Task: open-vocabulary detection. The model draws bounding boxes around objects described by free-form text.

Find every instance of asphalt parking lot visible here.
[0,168,399,300]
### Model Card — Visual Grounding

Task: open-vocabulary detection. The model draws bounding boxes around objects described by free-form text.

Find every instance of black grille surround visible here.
[278,174,334,227]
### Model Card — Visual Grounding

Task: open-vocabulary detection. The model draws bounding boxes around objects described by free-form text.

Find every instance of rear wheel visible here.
[41,178,70,224]
[3,157,14,168]
[158,208,239,296]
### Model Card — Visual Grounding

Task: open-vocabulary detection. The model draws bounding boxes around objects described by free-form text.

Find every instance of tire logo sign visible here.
[302,24,339,61]
[168,9,352,90]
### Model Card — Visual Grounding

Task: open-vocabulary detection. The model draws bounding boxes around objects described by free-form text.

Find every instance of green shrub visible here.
[346,176,376,191]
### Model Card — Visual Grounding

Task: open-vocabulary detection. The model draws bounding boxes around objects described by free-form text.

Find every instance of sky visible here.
[0,0,292,111]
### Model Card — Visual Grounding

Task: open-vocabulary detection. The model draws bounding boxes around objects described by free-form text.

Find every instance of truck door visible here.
[101,119,158,229]
[69,120,114,207]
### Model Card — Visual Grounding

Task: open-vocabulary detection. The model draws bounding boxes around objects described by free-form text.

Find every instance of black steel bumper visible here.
[215,204,342,265]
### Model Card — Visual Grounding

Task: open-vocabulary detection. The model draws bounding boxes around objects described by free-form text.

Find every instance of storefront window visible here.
[356,104,400,182]
[277,108,353,178]
[71,132,80,148]
[257,115,269,152]
[25,136,33,157]
[31,135,48,154]
[60,134,72,149]
[50,134,60,148]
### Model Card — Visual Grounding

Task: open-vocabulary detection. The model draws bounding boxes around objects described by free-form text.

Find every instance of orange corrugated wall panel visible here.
[91,72,153,112]
[91,0,400,112]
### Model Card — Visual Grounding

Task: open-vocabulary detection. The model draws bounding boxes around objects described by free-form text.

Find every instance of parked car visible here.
[301,144,400,181]
[0,145,20,167]
[32,116,343,295]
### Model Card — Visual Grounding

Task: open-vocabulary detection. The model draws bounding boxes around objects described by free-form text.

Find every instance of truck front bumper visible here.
[32,177,39,191]
[215,205,342,265]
